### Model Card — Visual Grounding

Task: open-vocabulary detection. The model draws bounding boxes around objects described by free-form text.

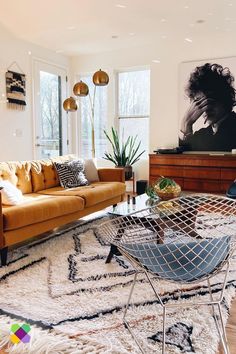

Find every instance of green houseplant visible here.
[146,176,181,200]
[103,127,145,180]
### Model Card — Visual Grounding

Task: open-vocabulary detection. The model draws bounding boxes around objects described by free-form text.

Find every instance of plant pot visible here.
[124,165,133,180]
[154,183,181,200]
[116,165,133,180]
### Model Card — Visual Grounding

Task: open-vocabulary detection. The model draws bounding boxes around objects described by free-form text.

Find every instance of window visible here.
[117,69,150,158]
[33,60,67,160]
[39,71,62,158]
[79,74,108,158]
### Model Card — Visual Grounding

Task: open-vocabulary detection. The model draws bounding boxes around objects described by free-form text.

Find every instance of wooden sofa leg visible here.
[0,247,8,266]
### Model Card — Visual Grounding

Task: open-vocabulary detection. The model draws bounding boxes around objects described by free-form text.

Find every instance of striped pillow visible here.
[54,160,88,188]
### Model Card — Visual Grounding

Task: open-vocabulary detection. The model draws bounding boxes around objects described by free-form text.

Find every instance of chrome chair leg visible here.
[123,271,138,322]
[207,268,230,354]
[162,307,166,354]
[145,271,166,354]
[123,271,146,354]
[217,303,230,354]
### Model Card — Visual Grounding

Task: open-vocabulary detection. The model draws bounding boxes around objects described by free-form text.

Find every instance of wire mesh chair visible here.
[100,194,236,354]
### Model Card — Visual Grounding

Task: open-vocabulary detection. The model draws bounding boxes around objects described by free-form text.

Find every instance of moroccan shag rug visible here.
[0,213,236,354]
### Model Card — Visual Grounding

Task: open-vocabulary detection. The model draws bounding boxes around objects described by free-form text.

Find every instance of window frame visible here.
[116,67,150,157]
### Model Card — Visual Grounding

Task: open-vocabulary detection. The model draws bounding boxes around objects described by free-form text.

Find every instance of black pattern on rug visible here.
[0,258,45,282]
[53,280,236,327]
[148,322,195,352]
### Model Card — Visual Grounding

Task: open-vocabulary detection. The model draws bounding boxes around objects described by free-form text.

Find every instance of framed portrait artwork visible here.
[178,56,236,152]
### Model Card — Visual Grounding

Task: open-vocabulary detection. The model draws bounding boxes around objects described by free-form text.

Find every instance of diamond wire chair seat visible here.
[100,194,236,354]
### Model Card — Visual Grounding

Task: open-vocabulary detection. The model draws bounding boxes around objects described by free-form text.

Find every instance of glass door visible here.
[33,60,67,159]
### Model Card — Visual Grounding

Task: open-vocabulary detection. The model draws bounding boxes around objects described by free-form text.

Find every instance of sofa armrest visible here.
[98,168,125,183]
[0,188,4,248]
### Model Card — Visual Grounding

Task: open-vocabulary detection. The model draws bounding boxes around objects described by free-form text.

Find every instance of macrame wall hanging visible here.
[6,61,26,110]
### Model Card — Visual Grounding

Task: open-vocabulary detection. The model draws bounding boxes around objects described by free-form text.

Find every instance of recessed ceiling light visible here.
[28,51,32,55]
[196,19,205,24]
[184,5,189,9]
[228,3,233,6]
[115,4,126,8]
[161,18,166,22]
[112,35,118,39]
[152,59,160,64]
[161,35,167,39]
[185,38,193,43]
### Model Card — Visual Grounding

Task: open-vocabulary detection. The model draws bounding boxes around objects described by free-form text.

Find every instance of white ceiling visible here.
[0,0,235,56]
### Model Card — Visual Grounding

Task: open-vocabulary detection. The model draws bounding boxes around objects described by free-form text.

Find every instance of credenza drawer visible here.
[220,169,236,181]
[149,165,183,178]
[184,179,220,192]
[184,167,220,180]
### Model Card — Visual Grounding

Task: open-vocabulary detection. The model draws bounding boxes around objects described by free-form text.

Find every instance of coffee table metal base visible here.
[105,244,121,263]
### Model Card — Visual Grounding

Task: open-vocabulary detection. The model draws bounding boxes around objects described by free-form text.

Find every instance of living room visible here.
[0,1,236,353]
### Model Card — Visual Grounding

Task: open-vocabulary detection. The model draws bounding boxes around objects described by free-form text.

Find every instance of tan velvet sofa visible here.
[0,155,125,266]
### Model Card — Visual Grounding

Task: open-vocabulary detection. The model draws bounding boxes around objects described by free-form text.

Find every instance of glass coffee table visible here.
[105,192,197,263]
[105,194,159,263]
[109,194,157,217]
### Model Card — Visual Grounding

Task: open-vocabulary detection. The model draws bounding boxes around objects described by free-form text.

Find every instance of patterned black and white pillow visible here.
[54,159,88,188]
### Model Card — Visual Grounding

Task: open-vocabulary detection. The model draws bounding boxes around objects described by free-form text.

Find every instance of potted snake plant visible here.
[103,127,145,180]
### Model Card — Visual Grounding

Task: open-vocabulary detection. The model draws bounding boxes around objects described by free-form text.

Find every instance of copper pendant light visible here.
[73,81,89,97]
[63,69,109,158]
[63,97,78,112]
[93,69,109,86]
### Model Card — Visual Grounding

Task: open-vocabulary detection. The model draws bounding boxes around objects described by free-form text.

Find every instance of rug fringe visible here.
[0,316,82,354]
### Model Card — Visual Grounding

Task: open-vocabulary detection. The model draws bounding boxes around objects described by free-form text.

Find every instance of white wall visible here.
[0,24,69,161]
[70,33,235,182]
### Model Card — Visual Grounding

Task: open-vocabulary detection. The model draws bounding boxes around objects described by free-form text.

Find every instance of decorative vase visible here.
[154,177,181,200]
[124,165,133,180]
[116,165,133,180]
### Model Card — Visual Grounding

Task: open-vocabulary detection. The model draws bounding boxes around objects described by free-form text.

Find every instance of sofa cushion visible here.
[0,180,24,205]
[54,160,88,188]
[2,193,84,231]
[38,182,126,207]
[31,160,60,192]
[31,155,76,192]
[0,161,32,194]
[84,159,99,183]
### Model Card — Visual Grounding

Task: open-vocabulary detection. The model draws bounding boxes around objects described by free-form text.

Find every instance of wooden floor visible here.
[218,297,236,353]
[1,193,236,353]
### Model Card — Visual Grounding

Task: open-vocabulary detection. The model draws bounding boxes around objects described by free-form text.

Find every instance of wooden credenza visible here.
[149,153,236,193]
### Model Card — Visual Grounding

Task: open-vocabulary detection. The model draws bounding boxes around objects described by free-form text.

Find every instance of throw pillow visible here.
[0,180,24,205]
[84,159,99,183]
[54,159,88,188]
